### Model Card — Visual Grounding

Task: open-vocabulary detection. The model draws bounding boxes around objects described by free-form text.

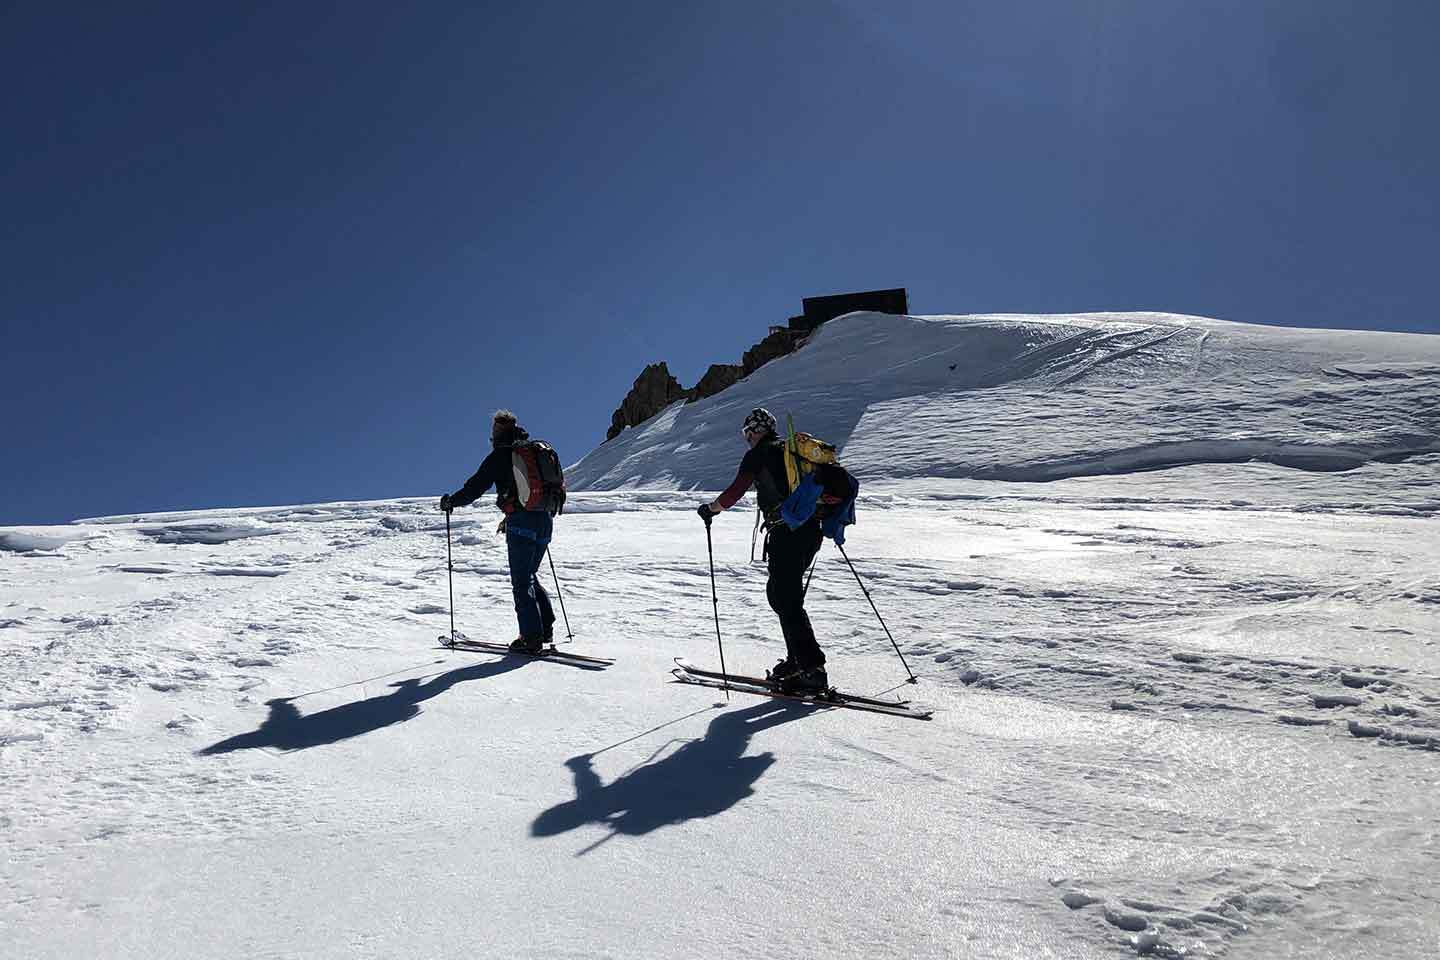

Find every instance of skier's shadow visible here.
[198,658,528,755]
[532,700,811,853]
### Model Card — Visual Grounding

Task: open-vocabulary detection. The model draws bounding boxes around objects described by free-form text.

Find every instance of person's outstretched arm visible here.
[705,464,755,514]
[448,448,506,508]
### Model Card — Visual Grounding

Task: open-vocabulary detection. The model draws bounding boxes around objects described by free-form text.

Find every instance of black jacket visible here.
[740,436,790,517]
[450,427,529,509]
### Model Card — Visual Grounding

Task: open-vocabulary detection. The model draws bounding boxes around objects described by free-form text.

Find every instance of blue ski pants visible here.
[505,511,555,640]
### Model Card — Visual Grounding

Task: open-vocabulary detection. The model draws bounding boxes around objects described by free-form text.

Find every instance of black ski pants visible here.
[766,519,825,669]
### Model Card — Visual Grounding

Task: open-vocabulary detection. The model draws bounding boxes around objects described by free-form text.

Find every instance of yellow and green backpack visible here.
[781,414,856,513]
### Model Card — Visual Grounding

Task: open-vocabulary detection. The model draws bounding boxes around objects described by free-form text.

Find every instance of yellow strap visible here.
[784,415,799,492]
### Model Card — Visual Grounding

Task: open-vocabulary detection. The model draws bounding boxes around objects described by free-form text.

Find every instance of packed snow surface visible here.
[3,313,1439,959]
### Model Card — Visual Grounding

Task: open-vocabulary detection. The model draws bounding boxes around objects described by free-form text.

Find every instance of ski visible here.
[439,634,614,666]
[671,669,932,720]
[674,658,918,708]
[671,659,932,721]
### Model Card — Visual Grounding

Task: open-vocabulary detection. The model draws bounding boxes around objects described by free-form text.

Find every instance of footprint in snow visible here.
[1339,671,1392,690]
[204,568,287,578]
[1312,694,1362,708]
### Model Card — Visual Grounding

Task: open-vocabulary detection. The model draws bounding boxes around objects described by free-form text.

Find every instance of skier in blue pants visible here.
[441,409,555,652]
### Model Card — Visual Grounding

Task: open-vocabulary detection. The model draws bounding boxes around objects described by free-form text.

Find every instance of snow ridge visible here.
[568,312,1440,491]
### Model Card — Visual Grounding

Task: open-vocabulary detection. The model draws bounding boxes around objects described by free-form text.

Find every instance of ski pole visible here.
[444,509,457,646]
[700,510,729,699]
[803,555,818,599]
[836,542,916,684]
[546,547,575,640]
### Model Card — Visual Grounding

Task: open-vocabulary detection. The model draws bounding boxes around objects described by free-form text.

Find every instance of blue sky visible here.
[4,1,1437,524]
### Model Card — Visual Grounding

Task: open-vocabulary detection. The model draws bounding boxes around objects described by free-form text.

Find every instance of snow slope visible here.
[569,312,1440,492]
[3,313,1439,959]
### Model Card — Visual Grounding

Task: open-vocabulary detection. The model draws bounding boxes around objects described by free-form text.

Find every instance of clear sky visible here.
[4,1,1438,525]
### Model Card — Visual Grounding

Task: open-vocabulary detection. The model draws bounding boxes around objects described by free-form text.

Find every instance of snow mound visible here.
[568,312,1440,490]
[135,522,281,545]
[0,528,96,553]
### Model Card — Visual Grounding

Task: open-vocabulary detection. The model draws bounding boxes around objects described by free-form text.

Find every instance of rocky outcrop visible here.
[603,331,811,442]
[690,363,744,402]
[605,362,688,442]
[741,329,804,376]
[600,289,908,442]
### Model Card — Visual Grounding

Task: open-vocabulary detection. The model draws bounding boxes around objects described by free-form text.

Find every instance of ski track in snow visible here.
[3,314,1439,959]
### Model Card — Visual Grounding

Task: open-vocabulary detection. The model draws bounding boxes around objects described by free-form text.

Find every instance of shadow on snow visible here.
[532,699,811,853]
[197,658,528,755]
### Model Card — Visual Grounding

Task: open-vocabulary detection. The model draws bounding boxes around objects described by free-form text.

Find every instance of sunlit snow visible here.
[3,313,1438,959]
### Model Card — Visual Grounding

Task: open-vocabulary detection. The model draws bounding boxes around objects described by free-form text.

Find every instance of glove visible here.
[697,502,715,523]
[439,494,453,513]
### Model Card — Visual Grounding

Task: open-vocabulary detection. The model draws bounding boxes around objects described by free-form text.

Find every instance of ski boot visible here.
[778,665,831,697]
[766,657,799,686]
[509,635,546,654]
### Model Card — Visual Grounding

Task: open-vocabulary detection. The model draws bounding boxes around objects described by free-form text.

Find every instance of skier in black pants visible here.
[441,409,555,652]
[697,407,828,694]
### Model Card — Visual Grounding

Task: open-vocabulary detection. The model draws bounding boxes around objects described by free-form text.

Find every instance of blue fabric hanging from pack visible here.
[821,473,860,545]
[780,473,823,530]
[780,472,860,545]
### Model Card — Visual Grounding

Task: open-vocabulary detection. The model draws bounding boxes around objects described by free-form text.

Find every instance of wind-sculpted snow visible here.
[1,473,1437,958]
[0,528,97,553]
[851,360,1440,485]
[135,521,282,545]
[568,311,1440,491]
